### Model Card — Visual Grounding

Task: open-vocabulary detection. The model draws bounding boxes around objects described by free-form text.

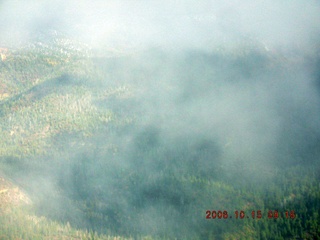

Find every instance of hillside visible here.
[0,33,320,239]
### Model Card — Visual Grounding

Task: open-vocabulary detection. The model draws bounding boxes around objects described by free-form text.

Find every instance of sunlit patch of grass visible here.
[0,93,10,101]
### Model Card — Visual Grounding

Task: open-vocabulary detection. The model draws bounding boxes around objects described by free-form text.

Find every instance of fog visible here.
[1,0,320,238]
[2,1,320,51]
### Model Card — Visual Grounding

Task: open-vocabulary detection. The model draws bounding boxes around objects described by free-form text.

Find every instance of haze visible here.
[0,0,319,238]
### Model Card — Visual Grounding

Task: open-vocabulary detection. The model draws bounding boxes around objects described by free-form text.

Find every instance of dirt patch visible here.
[0,176,32,209]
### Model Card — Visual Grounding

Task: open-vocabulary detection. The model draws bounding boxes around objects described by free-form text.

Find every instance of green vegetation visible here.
[0,35,319,239]
[0,206,135,240]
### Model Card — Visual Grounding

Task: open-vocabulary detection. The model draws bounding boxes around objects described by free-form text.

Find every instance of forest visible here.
[0,31,319,239]
[0,1,320,239]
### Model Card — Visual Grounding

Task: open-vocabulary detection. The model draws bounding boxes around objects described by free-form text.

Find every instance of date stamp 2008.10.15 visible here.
[206,210,296,220]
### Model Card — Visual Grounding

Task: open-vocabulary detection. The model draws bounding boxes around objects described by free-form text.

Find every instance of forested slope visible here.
[0,34,319,239]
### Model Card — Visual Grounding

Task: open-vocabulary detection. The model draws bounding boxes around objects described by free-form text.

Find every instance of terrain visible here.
[0,32,319,239]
